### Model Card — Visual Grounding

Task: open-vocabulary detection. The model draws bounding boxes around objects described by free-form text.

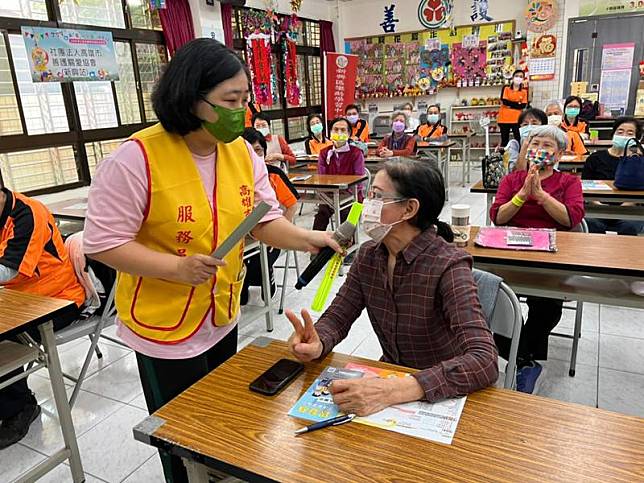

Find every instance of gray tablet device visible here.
[211,201,272,259]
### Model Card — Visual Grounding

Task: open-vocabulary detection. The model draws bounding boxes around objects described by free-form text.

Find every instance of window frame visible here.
[232,7,322,143]
[0,0,165,196]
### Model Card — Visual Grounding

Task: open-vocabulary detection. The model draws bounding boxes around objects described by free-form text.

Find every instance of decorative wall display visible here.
[451,42,487,86]
[528,34,557,80]
[380,4,399,33]
[485,31,515,85]
[150,0,166,10]
[345,20,515,99]
[324,52,359,120]
[21,27,119,82]
[579,0,644,16]
[525,0,558,33]
[418,0,453,30]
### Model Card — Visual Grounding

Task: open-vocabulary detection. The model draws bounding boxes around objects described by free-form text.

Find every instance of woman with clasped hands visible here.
[490,125,585,395]
[285,160,499,416]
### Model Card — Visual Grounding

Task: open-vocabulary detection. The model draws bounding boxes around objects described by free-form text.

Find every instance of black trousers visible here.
[312,204,350,232]
[587,218,644,236]
[0,306,80,420]
[241,247,281,304]
[499,122,520,147]
[495,296,563,365]
[135,326,238,483]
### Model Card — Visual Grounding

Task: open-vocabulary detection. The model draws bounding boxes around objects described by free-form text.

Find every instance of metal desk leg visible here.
[486,193,493,225]
[461,139,467,187]
[39,320,84,482]
[259,242,274,332]
[183,458,209,482]
[334,190,344,276]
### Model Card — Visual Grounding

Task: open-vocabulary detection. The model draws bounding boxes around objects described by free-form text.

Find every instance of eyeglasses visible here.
[367,190,405,201]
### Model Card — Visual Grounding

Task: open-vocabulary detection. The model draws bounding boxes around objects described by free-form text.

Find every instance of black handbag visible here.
[481,152,506,189]
[614,138,644,190]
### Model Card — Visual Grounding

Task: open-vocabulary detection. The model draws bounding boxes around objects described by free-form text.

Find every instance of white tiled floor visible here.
[4,165,643,482]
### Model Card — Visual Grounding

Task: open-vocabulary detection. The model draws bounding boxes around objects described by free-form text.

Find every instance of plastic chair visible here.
[474,269,523,389]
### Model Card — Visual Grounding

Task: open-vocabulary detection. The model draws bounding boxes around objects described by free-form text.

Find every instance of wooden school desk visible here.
[470,179,644,225]
[0,290,84,482]
[133,338,644,483]
[415,140,456,199]
[47,197,88,222]
[465,227,644,310]
[557,154,588,172]
[584,139,613,153]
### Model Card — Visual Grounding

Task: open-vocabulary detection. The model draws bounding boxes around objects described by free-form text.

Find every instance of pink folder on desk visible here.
[475,227,558,252]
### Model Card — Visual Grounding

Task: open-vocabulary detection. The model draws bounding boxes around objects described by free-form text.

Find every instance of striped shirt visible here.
[315,228,499,402]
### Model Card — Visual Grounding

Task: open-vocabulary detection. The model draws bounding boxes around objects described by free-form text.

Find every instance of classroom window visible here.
[0,146,78,192]
[0,34,22,135]
[9,34,69,135]
[287,116,307,139]
[0,0,48,21]
[136,42,167,122]
[58,0,126,29]
[114,41,141,125]
[127,0,162,31]
[85,138,125,176]
[0,1,166,194]
[232,7,322,142]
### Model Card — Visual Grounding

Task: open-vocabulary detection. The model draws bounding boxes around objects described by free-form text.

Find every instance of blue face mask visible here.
[519,125,534,141]
[565,107,580,118]
[612,135,632,150]
[427,114,440,124]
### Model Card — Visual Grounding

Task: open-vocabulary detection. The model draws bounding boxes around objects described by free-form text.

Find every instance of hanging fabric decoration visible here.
[247,34,274,106]
[284,38,302,106]
[281,14,302,106]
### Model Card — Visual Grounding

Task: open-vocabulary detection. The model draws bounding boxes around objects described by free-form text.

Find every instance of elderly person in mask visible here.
[544,100,587,155]
[286,160,499,416]
[490,125,585,395]
[377,111,416,158]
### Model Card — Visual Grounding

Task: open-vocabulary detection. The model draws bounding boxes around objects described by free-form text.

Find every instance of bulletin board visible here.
[345,20,516,99]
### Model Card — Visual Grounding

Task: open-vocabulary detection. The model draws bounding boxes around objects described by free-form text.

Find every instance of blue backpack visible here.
[614,138,644,190]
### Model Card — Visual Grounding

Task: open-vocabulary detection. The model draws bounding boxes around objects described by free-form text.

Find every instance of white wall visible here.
[188,0,224,42]
[338,0,528,45]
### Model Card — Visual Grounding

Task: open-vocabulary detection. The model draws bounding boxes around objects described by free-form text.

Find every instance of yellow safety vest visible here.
[115,123,254,343]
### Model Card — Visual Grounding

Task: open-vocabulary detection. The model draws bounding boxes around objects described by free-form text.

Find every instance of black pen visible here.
[294,414,356,435]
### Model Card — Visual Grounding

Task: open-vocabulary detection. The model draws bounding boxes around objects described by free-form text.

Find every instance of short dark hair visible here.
[242,128,267,156]
[564,95,583,109]
[252,112,271,126]
[428,103,441,112]
[329,117,351,131]
[152,38,247,136]
[518,108,547,126]
[382,159,453,243]
[306,113,325,138]
[612,116,642,139]
[512,69,525,77]
[345,104,360,114]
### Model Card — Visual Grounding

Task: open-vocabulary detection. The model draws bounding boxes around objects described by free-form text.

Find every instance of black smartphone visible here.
[249,359,304,396]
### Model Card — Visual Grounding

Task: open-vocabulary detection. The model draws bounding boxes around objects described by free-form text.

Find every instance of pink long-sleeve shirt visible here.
[83,139,282,359]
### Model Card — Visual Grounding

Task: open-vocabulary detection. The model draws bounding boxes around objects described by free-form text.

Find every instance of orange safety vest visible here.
[115,124,254,344]
[498,86,528,124]
[417,123,446,139]
[562,118,587,135]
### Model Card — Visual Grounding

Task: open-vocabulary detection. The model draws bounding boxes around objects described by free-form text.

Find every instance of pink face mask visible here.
[392,120,406,133]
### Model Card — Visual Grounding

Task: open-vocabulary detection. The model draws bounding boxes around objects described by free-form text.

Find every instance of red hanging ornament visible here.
[284,38,302,106]
[248,36,273,106]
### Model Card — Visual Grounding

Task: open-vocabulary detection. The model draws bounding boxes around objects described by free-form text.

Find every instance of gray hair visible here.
[544,99,563,113]
[528,125,568,151]
[391,110,408,126]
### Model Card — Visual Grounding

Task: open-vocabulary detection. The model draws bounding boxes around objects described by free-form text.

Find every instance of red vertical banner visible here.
[324,52,358,121]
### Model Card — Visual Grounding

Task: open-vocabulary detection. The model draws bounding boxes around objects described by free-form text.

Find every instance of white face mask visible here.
[548,114,562,127]
[257,127,270,137]
[362,198,405,243]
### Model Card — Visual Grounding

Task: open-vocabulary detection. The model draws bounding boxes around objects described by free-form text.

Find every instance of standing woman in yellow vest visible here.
[83,39,339,483]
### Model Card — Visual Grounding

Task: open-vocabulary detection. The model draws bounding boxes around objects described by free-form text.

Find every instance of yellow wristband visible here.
[511,195,525,208]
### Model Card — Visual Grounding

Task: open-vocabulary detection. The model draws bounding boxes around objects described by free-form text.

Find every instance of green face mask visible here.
[201,100,246,143]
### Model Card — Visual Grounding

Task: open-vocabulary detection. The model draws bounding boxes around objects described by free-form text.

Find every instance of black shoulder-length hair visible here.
[152,38,248,136]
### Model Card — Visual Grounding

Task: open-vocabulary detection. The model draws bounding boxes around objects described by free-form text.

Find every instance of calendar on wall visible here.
[529,57,555,80]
